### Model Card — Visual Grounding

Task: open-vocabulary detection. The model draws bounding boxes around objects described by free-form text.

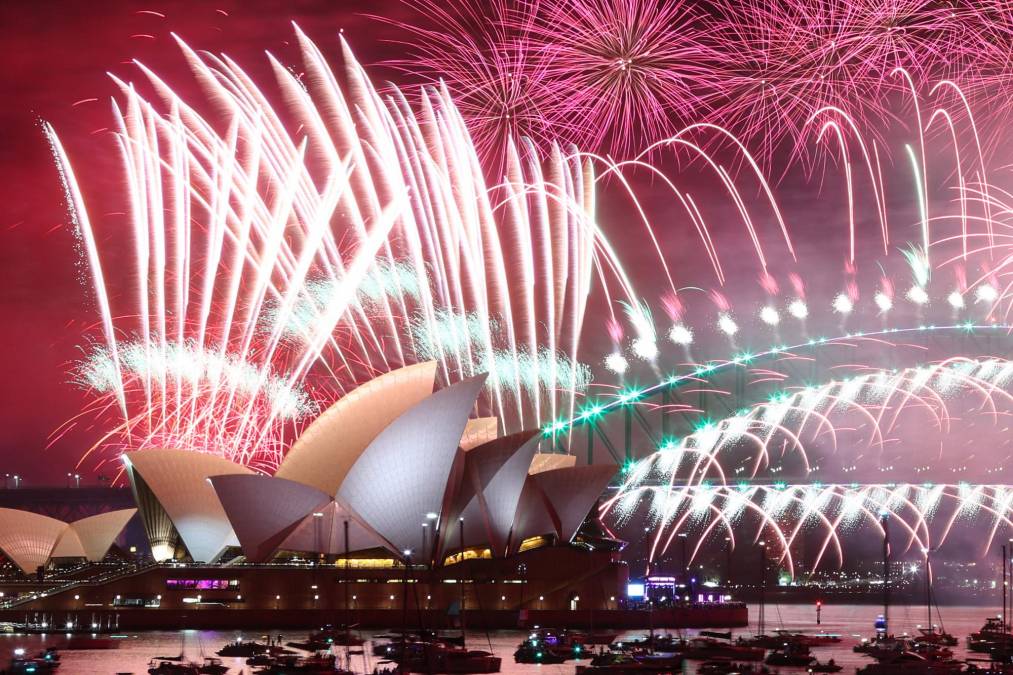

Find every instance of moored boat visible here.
[394,641,501,674]
[856,651,962,675]
[764,643,813,667]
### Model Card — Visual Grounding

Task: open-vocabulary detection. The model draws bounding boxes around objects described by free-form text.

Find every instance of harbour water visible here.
[0,603,1003,674]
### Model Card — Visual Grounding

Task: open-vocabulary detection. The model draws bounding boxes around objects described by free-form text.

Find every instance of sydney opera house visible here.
[0,365,751,629]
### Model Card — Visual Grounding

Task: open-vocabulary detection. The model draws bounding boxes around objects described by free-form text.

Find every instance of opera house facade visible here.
[0,364,744,629]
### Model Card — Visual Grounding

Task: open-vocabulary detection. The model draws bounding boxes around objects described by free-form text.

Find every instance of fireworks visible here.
[603,358,1013,572]
[38,4,1013,570]
[526,0,721,158]
[608,482,1013,574]
[49,28,660,468]
[391,0,1013,166]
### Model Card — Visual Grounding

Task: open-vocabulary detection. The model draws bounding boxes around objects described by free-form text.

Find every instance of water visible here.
[0,604,1002,674]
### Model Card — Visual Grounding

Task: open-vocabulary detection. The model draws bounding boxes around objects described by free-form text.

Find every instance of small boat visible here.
[32,648,60,665]
[613,633,681,653]
[148,660,199,675]
[252,652,355,674]
[217,638,270,656]
[307,625,365,647]
[854,635,908,659]
[682,638,765,662]
[773,629,842,646]
[197,656,229,675]
[287,639,332,652]
[856,651,963,675]
[576,654,683,675]
[764,643,814,667]
[917,628,958,647]
[514,641,569,664]
[395,642,501,674]
[970,618,1013,653]
[7,647,60,674]
[807,659,842,673]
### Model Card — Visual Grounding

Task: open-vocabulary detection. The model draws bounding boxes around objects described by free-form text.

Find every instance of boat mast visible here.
[924,547,931,632]
[758,542,766,637]
[1003,543,1008,632]
[459,516,466,647]
[881,512,890,636]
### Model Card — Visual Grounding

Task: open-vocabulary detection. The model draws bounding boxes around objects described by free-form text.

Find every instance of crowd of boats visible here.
[7,617,1013,674]
[500,617,1013,675]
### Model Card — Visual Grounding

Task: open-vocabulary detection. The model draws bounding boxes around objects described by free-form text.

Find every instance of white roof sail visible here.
[0,508,68,574]
[338,374,487,557]
[276,362,437,494]
[62,509,137,561]
[124,449,252,563]
[533,464,618,542]
[210,474,331,562]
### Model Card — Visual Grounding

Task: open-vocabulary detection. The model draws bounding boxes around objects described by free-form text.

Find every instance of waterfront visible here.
[0,603,1004,673]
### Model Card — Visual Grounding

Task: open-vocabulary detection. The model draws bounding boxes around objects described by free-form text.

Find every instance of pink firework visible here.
[379,0,563,173]
[527,0,722,158]
[708,0,1004,164]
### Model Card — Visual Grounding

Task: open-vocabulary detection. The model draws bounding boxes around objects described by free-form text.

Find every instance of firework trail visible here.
[608,482,1013,577]
[602,358,1013,574]
[48,28,661,469]
[526,0,722,159]
[392,0,1013,168]
[378,0,561,173]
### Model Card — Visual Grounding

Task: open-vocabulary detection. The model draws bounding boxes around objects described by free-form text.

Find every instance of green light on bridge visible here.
[693,418,715,432]
[618,388,643,405]
[577,403,605,421]
[541,419,569,436]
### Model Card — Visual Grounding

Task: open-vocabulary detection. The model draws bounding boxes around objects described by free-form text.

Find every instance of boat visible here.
[681,638,765,662]
[148,661,199,675]
[307,625,365,647]
[247,654,276,666]
[970,618,1013,653]
[514,641,569,664]
[576,654,683,675]
[854,635,908,659]
[613,633,681,652]
[773,629,842,646]
[807,659,842,673]
[197,656,229,675]
[251,652,354,674]
[287,639,334,652]
[855,651,963,675]
[764,643,814,667]
[31,648,60,665]
[394,641,501,674]
[917,628,958,647]
[909,640,953,661]
[7,648,61,674]
[217,638,271,656]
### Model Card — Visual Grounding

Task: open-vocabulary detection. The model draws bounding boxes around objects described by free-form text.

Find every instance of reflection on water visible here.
[0,604,1003,674]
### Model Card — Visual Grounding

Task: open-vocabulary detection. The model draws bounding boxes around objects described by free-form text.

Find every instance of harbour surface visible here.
[0,603,1003,674]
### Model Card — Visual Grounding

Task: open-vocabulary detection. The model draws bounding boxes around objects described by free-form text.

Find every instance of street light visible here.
[677,533,689,599]
[725,536,733,587]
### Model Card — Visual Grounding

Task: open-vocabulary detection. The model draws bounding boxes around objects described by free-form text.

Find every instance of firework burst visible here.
[526,0,722,158]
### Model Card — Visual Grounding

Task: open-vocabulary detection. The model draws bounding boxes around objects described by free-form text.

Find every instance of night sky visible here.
[0,0,1006,484]
[0,1,413,480]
